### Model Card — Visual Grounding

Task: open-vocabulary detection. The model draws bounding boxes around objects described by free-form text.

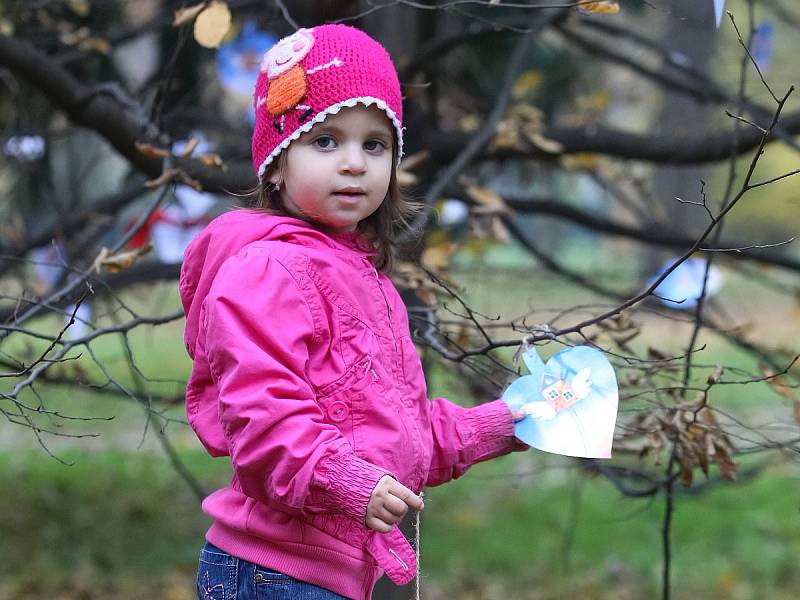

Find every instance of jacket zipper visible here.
[371,264,392,319]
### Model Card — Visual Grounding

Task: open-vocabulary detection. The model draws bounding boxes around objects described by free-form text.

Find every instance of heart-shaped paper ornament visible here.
[503,345,618,458]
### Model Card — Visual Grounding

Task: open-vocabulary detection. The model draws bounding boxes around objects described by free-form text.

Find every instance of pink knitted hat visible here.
[251,24,403,180]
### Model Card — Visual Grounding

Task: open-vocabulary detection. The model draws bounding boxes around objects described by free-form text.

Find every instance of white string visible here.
[414,492,424,600]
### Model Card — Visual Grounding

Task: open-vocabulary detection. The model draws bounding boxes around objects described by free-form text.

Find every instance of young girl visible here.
[180,24,524,600]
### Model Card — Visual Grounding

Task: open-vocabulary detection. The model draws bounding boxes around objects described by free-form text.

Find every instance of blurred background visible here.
[1,1,799,598]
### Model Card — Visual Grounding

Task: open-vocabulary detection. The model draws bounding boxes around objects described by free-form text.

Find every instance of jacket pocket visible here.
[315,355,377,453]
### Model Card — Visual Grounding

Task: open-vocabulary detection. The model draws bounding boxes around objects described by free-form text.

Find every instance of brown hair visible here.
[245,136,421,273]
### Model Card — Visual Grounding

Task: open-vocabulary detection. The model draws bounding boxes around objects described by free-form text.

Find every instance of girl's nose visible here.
[339,143,366,174]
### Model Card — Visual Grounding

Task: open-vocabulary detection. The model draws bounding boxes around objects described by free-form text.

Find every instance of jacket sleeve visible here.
[385,280,521,488]
[424,397,519,487]
[202,246,389,521]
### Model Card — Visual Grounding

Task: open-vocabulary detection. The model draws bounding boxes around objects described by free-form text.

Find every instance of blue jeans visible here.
[196,541,348,600]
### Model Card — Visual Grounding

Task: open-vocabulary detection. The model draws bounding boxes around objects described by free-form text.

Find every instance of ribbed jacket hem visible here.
[207,522,382,600]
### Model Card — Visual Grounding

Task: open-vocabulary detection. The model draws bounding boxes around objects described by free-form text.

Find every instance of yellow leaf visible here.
[193,1,231,48]
[174,2,207,27]
[560,152,600,171]
[67,0,91,17]
[422,242,459,270]
[512,70,542,99]
[577,1,621,14]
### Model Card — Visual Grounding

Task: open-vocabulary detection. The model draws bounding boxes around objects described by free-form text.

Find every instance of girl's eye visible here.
[313,135,336,150]
[364,139,386,153]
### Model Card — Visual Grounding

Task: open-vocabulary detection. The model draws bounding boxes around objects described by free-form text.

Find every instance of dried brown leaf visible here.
[707,365,723,385]
[198,153,225,170]
[577,1,621,15]
[464,184,512,215]
[525,130,564,154]
[181,138,200,158]
[96,244,152,273]
[647,346,670,361]
[135,142,170,159]
[399,149,431,172]
[714,443,737,481]
[680,462,694,487]
[79,37,111,54]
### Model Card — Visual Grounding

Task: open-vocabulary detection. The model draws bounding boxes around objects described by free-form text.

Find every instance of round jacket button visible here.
[328,401,349,423]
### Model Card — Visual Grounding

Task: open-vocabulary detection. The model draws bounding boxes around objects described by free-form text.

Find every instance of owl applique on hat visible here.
[257,29,342,134]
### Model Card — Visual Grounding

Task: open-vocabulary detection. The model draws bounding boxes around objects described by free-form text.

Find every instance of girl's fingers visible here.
[384,494,409,517]
[364,515,392,533]
[387,480,424,512]
[376,506,402,525]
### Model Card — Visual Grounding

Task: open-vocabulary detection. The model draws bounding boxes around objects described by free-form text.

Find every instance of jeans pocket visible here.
[196,543,238,600]
[254,567,345,599]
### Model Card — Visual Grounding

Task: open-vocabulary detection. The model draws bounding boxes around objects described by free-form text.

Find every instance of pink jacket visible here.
[180,210,517,599]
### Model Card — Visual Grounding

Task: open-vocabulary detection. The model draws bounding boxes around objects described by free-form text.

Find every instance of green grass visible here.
[1,448,798,599]
[422,454,800,599]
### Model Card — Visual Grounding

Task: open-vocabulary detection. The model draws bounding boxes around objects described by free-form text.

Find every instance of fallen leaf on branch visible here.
[707,365,723,385]
[422,241,459,270]
[397,150,429,185]
[524,130,564,154]
[464,183,513,215]
[577,1,621,14]
[78,37,111,54]
[560,152,600,171]
[759,363,797,401]
[193,1,231,48]
[198,153,225,170]
[135,141,170,159]
[493,118,526,151]
[174,3,207,27]
[180,138,200,158]
[93,244,152,274]
[145,168,202,191]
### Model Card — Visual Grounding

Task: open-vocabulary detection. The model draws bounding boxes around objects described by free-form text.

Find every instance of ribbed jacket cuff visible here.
[312,447,390,522]
[462,399,516,463]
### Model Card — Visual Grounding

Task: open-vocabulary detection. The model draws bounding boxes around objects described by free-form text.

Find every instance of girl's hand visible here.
[511,409,531,451]
[365,475,424,533]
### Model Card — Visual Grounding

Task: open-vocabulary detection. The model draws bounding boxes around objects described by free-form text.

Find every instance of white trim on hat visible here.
[256,96,404,180]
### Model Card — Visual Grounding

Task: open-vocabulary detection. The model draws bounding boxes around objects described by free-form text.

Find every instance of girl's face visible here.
[272,105,394,234]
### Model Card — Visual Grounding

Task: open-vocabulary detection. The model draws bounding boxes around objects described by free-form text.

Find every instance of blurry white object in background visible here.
[651,257,724,309]
[4,135,45,161]
[438,198,470,227]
